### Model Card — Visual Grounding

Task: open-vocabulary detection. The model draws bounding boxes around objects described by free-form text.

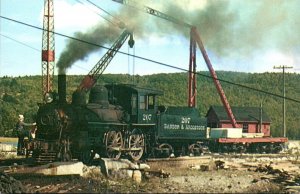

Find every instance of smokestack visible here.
[58,74,66,104]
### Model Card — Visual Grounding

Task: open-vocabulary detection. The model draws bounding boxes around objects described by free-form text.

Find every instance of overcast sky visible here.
[0,0,299,77]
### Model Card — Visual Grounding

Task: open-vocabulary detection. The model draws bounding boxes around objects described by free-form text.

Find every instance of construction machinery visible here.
[111,0,238,127]
[41,0,55,98]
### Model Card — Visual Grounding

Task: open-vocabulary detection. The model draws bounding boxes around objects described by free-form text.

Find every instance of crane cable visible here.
[81,0,136,82]
[127,44,136,84]
[86,0,123,26]
[84,0,126,29]
[74,0,120,28]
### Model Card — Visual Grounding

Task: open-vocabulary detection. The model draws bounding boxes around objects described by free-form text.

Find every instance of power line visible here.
[86,0,123,25]
[1,15,300,104]
[0,33,91,72]
[0,33,40,52]
[75,0,118,26]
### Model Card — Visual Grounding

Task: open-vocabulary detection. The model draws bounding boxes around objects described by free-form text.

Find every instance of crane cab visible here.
[105,84,162,124]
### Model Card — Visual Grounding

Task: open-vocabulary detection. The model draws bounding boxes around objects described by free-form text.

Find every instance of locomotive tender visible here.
[31,75,287,164]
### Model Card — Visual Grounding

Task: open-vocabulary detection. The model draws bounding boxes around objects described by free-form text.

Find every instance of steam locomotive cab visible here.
[105,84,163,160]
[105,84,162,124]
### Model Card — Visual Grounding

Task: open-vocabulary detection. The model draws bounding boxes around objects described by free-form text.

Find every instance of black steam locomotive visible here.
[31,75,207,163]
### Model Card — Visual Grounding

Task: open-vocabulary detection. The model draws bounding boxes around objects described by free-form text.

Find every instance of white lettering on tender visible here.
[181,117,191,124]
[164,124,180,130]
[163,123,205,130]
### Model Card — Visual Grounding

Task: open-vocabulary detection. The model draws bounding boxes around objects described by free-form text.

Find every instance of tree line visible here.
[0,71,299,139]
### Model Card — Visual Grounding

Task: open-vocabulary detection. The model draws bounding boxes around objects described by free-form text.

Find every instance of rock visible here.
[38,162,84,176]
[15,162,84,176]
[143,169,171,178]
[132,170,142,183]
[82,165,101,178]
[215,160,225,169]
[200,165,209,171]
[252,179,259,183]
[189,165,200,170]
[139,163,150,170]
[100,158,137,176]
[127,169,133,178]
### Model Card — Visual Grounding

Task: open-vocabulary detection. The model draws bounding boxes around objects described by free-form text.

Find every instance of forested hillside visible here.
[1,71,300,139]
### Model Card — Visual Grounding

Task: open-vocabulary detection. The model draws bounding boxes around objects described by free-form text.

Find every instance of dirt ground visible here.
[6,163,285,193]
[2,154,300,193]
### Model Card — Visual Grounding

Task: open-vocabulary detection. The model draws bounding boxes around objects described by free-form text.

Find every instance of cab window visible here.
[148,95,154,109]
[139,95,147,110]
[131,94,137,110]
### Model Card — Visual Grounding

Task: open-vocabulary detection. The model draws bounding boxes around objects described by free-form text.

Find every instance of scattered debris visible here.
[2,154,300,193]
[215,160,225,170]
[144,169,171,178]
[0,172,27,193]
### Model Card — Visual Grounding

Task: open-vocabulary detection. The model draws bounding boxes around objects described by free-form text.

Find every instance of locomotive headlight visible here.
[44,92,54,103]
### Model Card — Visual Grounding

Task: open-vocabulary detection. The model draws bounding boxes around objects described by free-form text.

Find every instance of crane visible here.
[190,27,237,128]
[41,0,55,99]
[77,29,134,92]
[111,0,238,128]
[112,0,197,107]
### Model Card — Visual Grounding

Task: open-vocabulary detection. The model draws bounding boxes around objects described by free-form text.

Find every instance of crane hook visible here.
[128,33,135,48]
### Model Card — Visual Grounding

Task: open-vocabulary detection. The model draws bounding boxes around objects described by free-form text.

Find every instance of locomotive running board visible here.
[109,147,143,151]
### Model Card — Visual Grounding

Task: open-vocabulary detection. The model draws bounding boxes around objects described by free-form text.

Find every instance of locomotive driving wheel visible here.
[105,130,123,159]
[128,130,144,161]
[156,143,173,158]
[188,143,202,156]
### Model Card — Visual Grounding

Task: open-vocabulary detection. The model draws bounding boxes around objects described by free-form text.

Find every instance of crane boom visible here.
[112,0,192,28]
[42,0,55,98]
[190,27,237,127]
[111,0,238,127]
[78,29,134,92]
[188,36,197,107]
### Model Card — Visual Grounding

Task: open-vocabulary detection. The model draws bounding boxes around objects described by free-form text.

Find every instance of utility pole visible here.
[273,65,293,137]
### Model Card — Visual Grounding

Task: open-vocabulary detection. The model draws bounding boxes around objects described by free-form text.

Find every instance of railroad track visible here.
[145,152,299,170]
[0,157,35,173]
[208,152,296,159]
[1,152,297,173]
